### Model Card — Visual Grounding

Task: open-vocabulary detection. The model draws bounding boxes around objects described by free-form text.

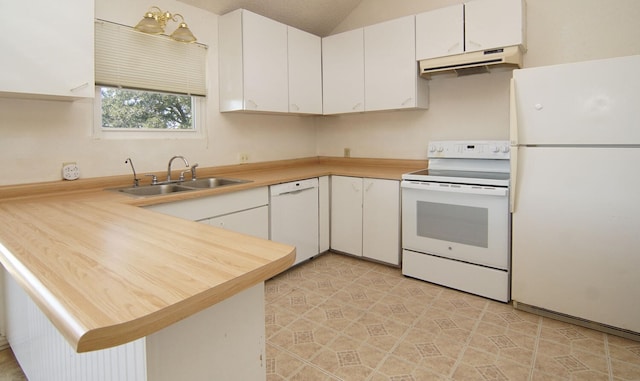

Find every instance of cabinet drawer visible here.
[145,187,268,221]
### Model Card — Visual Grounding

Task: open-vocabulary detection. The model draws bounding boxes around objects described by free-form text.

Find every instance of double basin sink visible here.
[114,177,251,197]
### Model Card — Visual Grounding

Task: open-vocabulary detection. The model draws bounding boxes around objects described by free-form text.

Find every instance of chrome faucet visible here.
[167,155,189,182]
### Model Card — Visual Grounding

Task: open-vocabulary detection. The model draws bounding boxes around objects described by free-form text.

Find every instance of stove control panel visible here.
[428,140,510,159]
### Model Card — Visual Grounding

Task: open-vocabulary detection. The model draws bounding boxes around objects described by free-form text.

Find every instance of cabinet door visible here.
[365,16,423,111]
[242,10,288,112]
[206,206,269,239]
[465,0,524,53]
[362,179,400,265]
[288,27,323,114]
[318,176,330,253]
[415,4,464,60]
[0,0,94,99]
[322,29,365,115]
[330,176,363,256]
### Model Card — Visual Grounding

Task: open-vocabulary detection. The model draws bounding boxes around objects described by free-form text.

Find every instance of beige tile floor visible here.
[1,252,639,380]
[265,252,640,381]
[0,348,25,381]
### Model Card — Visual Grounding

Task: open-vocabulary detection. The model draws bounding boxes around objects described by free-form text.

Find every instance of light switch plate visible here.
[62,162,80,180]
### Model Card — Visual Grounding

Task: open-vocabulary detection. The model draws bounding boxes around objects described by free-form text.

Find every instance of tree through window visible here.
[100,87,194,130]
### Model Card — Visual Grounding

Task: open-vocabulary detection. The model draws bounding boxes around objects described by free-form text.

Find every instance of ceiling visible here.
[178,0,363,37]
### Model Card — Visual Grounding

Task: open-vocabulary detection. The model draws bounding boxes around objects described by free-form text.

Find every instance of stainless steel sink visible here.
[182,177,251,189]
[112,177,252,197]
[116,184,195,196]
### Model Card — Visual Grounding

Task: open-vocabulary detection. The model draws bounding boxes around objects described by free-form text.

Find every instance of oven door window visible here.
[401,186,509,270]
[417,201,488,248]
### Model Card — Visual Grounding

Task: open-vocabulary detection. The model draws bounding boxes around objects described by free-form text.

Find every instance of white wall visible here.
[316,0,640,159]
[0,0,318,185]
[1,0,639,185]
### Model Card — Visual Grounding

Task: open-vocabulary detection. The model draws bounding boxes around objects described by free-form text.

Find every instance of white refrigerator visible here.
[510,55,640,335]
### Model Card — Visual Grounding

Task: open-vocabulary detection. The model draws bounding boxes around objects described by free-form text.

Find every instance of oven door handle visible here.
[401,181,508,197]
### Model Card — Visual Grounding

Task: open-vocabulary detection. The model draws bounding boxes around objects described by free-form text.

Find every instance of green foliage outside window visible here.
[100,87,193,129]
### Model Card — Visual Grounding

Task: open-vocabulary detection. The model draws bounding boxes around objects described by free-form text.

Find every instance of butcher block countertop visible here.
[0,157,425,353]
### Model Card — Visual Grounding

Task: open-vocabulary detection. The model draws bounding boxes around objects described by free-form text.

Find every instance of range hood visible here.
[419,45,523,79]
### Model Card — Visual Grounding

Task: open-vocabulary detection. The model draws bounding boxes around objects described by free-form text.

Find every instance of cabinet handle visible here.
[291,104,300,111]
[467,40,481,49]
[352,102,362,111]
[365,182,374,192]
[401,98,413,106]
[70,82,89,92]
[447,42,460,53]
[351,183,360,192]
[246,99,258,110]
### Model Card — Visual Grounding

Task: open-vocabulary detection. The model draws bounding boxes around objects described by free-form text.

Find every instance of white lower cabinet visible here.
[144,187,269,239]
[203,206,268,239]
[318,176,330,253]
[330,176,401,265]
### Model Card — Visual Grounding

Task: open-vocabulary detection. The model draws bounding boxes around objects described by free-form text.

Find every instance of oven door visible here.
[401,180,510,269]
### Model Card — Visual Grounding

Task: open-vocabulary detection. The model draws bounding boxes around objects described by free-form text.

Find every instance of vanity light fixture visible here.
[134,6,197,43]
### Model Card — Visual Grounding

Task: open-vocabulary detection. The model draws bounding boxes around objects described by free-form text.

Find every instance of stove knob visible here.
[501,146,510,153]
[429,145,437,153]
[490,145,500,153]
[437,146,444,153]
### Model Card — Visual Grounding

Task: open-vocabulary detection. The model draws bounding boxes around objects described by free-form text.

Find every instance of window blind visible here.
[95,19,207,96]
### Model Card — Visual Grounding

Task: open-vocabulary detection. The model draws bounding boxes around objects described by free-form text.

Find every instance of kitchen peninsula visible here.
[0,157,424,381]
[0,182,297,380]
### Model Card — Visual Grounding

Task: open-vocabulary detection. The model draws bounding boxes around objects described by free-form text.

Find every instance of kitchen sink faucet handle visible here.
[179,170,190,182]
[144,174,158,185]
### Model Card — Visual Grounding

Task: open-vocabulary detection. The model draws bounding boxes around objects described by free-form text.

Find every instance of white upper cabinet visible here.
[242,11,288,112]
[219,9,288,113]
[416,5,464,60]
[416,0,525,60]
[0,0,94,99]
[288,26,323,114]
[323,16,428,115]
[364,15,428,112]
[465,0,525,53]
[219,9,322,114]
[322,29,365,115]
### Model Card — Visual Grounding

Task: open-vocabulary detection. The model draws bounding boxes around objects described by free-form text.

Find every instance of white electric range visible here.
[401,140,511,302]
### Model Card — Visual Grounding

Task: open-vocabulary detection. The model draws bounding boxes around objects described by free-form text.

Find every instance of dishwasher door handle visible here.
[273,187,316,196]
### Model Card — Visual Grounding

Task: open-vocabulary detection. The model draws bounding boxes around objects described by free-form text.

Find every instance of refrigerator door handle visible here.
[509,78,518,147]
[510,147,518,213]
[509,78,518,213]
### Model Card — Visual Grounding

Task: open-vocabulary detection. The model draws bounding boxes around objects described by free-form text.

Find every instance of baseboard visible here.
[513,301,640,342]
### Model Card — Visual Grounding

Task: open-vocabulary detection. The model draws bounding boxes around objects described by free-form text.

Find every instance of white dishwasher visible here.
[270,178,319,266]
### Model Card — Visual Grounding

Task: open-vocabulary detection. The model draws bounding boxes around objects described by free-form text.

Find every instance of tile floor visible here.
[0,348,25,381]
[1,252,639,380]
[265,252,640,380]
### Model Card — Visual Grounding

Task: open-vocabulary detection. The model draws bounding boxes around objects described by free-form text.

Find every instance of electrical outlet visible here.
[62,162,80,180]
[238,153,249,163]
[344,148,351,158]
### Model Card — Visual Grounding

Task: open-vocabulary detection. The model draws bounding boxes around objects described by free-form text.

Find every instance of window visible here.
[100,87,194,130]
[94,19,207,137]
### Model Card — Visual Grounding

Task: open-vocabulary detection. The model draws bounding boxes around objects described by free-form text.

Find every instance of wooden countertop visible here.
[0,157,425,353]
